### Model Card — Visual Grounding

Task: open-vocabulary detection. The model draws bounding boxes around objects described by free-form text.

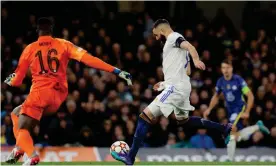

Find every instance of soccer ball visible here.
[110,141,130,154]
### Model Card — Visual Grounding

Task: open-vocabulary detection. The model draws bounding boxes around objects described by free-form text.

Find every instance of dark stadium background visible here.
[1,1,276,149]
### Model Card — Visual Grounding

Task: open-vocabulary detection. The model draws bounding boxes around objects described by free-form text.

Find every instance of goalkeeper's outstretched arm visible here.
[66,40,132,85]
[4,45,31,87]
[80,53,132,85]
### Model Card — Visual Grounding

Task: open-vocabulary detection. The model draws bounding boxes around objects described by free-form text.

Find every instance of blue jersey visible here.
[215,74,249,114]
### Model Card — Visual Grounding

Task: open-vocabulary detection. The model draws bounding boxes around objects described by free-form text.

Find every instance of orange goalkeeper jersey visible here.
[12,36,115,92]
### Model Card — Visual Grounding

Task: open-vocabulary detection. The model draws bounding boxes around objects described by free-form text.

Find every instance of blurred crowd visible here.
[1,2,276,149]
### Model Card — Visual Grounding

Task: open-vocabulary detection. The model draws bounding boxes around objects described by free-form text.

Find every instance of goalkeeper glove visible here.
[113,68,132,86]
[4,73,16,86]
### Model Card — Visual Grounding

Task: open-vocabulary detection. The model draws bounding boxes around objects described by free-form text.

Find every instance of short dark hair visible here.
[153,19,170,28]
[221,59,233,66]
[37,17,54,34]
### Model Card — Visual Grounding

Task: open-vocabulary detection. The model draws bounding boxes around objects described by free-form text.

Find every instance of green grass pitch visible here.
[1,162,276,165]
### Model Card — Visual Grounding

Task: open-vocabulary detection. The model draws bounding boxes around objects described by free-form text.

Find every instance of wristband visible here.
[113,68,121,75]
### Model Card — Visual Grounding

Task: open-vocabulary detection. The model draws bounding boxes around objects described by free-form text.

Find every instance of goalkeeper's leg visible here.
[6,106,24,164]
[11,106,21,141]
[17,114,38,157]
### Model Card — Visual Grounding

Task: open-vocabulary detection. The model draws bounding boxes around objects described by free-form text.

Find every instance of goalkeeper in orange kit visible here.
[4,17,132,165]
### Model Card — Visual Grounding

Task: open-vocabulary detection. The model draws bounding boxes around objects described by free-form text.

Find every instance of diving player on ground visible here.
[204,59,270,161]
[4,17,132,165]
[111,19,232,165]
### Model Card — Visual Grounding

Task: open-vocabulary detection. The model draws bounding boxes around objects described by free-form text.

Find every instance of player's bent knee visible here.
[233,127,239,133]
[18,114,39,131]
[12,105,22,117]
[233,132,240,140]
[142,108,155,119]
[139,111,153,124]
[229,134,237,141]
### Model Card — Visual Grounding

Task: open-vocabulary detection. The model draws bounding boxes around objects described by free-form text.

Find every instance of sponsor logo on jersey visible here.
[226,92,235,102]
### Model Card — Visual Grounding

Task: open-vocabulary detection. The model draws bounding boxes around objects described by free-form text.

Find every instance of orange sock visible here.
[11,112,19,139]
[16,129,35,157]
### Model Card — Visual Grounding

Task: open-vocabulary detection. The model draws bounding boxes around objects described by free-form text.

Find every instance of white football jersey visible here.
[162,32,190,89]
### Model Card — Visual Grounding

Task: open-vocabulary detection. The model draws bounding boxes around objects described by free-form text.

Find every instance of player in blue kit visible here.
[204,59,270,161]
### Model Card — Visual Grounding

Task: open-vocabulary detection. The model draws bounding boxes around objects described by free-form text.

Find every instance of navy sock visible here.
[185,116,225,133]
[128,116,150,161]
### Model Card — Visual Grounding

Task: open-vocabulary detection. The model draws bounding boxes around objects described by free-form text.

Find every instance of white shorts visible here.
[147,85,195,120]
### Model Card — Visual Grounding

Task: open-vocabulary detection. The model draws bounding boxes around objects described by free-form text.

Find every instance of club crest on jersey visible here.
[232,85,237,90]
[227,84,231,90]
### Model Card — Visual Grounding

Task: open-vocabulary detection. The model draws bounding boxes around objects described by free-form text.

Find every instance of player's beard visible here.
[159,35,166,47]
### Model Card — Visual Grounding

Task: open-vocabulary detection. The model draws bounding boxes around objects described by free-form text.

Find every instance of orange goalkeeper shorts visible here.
[20,87,68,121]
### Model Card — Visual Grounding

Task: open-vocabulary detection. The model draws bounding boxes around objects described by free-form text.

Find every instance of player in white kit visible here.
[111,19,232,165]
[149,25,200,120]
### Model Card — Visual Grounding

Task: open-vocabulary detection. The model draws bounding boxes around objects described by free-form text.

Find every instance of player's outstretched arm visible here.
[80,54,132,85]
[66,40,132,85]
[4,45,30,87]
[179,40,205,70]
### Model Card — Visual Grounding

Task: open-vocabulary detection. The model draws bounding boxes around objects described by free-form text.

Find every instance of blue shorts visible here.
[228,106,246,130]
